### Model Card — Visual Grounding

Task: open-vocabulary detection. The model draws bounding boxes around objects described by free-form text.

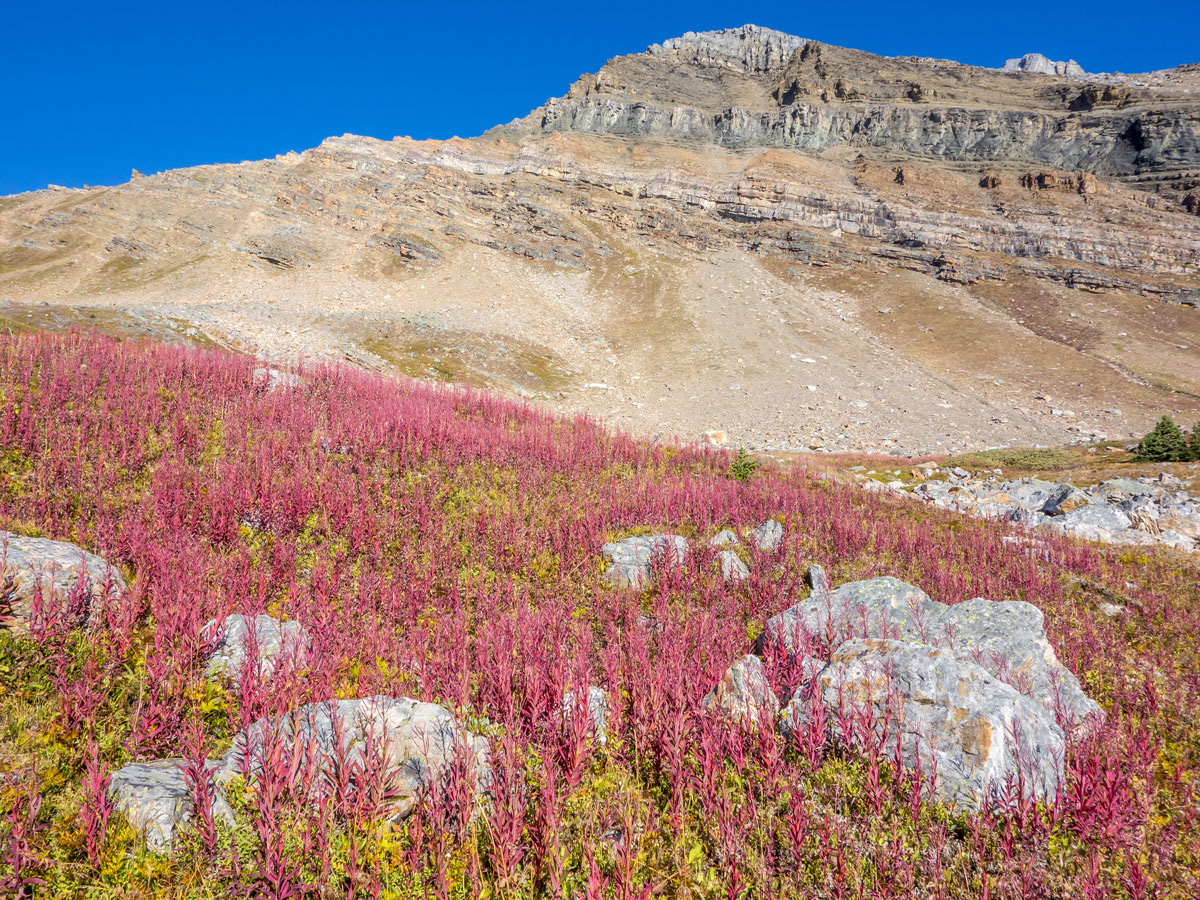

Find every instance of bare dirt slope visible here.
[2,26,1198,454]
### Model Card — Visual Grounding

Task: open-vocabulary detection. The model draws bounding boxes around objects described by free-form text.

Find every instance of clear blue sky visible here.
[3,0,1195,196]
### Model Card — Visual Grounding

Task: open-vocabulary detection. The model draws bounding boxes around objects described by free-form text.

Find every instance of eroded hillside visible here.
[2,25,1199,454]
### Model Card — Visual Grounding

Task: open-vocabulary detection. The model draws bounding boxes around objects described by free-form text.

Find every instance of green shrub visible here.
[727,448,759,481]
[1135,416,1191,462]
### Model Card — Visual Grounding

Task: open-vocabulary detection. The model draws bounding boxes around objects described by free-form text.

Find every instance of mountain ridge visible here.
[1,25,1198,456]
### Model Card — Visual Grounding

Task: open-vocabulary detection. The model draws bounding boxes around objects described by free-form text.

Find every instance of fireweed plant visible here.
[0,330,1196,899]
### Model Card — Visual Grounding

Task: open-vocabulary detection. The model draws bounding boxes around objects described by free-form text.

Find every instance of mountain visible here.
[2,25,1199,455]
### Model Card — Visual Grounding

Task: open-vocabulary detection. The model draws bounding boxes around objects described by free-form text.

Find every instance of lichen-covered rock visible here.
[759,577,1101,734]
[758,576,943,656]
[702,654,779,726]
[937,598,1104,734]
[715,549,750,583]
[201,613,310,683]
[109,760,233,851]
[0,531,125,628]
[600,535,689,589]
[219,696,489,821]
[747,518,783,552]
[817,639,1065,810]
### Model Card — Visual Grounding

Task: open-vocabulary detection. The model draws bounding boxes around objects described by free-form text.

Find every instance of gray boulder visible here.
[759,577,1101,735]
[817,639,1066,810]
[1059,501,1132,534]
[715,550,750,583]
[1,531,125,627]
[747,518,783,552]
[702,654,779,726]
[108,759,233,851]
[937,598,1104,734]
[708,529,739,548]
[202,613,310,683]
[600,535,689,589]
[219,696,489,821]
[758,576,943,655]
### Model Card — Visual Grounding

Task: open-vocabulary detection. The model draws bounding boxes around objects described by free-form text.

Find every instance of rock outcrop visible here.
[1003,53,1086,78]
[905,469,1200,553]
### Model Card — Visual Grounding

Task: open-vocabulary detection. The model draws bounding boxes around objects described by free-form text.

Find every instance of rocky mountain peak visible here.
[1003,52,1086,77]
[647,24,807,73]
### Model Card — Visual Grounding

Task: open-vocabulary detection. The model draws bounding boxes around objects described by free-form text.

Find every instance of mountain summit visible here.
[1,26,1198,454]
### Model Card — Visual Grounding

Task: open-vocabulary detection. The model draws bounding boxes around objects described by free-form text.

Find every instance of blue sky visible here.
[2,0,1195,195]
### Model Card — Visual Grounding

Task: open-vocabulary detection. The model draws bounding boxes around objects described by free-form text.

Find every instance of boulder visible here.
[219,696,489,821]
[747,518,783,552]
[937,598,1103,734]
[0,531,125,628]
[760,578,1101,734]
[707,528,739,548]
[758,576,943,656]
[715,550,750,583]
[806,563,831,596]
[201,613,310,683]
[815,639,1066,810]
[108,759,233,851]
[600,535,689,589]
[1059,501,1132,534]
[702,654,779,726]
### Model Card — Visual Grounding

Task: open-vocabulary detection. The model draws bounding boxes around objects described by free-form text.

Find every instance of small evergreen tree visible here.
[727,447,760,481]
[1188,422,1200,462]
[1136,415,1189,462]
